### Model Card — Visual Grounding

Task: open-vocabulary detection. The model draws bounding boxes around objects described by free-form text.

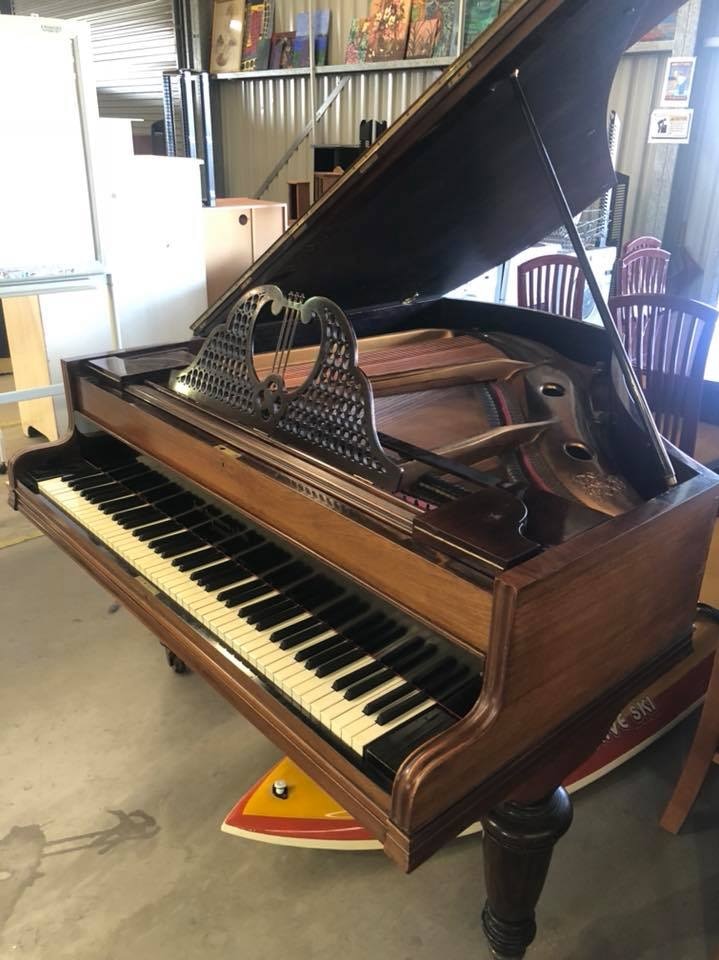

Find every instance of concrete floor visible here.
[1,495,719,960]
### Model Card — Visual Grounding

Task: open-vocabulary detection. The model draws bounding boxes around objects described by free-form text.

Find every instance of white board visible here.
[0,16,102,279]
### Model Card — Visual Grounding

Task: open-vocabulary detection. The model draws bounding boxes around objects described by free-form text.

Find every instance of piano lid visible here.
[194,0,679,336]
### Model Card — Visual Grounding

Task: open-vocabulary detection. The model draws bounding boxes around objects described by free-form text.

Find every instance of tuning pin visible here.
[272,779,289,800]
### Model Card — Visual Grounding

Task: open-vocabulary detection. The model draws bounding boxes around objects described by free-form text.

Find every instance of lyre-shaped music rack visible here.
[170,285,402,490]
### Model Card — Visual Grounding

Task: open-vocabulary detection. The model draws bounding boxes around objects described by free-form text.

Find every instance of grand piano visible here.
[8,0,718,956]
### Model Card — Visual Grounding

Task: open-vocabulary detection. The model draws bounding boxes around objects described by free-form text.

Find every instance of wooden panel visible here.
[390,468,719,837]
[74,378,494,652]
[2,295,58,441]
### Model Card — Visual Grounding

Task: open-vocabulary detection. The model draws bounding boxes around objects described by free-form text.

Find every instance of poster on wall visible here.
[648,107,693,144]
[660,56,696,107]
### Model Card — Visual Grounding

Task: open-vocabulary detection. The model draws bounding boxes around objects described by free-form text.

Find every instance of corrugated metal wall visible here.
[13,0,177,130]
[606,0,700,243]
[681,31,719,303]
[220,65,442,202]
[220,0,704,242]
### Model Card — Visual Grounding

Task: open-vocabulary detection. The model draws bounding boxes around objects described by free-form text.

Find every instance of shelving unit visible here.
[214,56,454,80]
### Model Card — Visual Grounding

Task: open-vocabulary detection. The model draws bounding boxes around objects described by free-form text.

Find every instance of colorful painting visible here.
[406,17,439,58]
[463,0,500,48]
[290,10,331,67]
[240,0,273,68]
[344,17,371,63]
[209,0,243,73]
[366,0,411,62]
[270,31,295,68]
[423,0,457,57]
[639,12,677,44]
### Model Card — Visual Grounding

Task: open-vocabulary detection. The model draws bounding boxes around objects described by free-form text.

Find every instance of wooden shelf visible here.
[213,57,453,80]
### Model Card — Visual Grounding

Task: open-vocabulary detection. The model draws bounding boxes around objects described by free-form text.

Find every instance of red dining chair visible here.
[609,294,718,456]
[622,235,661,256]
[517,254,585,320]
[619,246,671,295]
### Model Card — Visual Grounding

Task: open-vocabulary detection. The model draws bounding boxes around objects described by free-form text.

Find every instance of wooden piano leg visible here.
[480,787,573,959]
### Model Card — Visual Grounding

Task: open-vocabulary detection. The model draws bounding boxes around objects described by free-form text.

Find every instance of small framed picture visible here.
[660,56,696,108]
[648,107,693,145]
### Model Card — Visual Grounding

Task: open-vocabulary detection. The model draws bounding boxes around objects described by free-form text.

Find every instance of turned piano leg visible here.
[480,787,573,959]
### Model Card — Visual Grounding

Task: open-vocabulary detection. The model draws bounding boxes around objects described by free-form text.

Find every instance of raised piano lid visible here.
[193,0,679,337]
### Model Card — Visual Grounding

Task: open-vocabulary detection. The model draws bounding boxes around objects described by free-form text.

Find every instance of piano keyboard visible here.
[31,449,482,785]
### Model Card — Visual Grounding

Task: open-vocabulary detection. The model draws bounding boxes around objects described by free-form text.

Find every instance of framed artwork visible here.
[366,0,412,62]
[648,107,693,145]
[463,0,500,48]
[660,56,696,108]
[345,18,370,63]
[270,31,294,68]
[406,17,439,58]
[210,0,243,73]
[291,10,331,67]
[423,0,457,57]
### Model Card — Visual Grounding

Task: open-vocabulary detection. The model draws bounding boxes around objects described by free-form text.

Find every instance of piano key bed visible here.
[26,442,483,788]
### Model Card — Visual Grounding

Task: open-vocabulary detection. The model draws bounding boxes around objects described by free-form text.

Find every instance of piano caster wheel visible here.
[480,788,573,959]
[165,648,189,674]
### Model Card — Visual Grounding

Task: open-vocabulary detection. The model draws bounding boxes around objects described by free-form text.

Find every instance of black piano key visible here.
[142,483,184,503]
[415,659,465,696]
[425,664,470,698]
[391,644,437,677]
[266,561,312,586]
[135,520,182,541]
[202,565,254,592]
[276,620,328,649]
[218,580,266,606]
[84,483,132,503]
[60,465,102,482]
[173,548,225,571]
[152,493,202,516]
[294,634,345,663]
[103,496,145,515]
[343,612,390,642]
[116,507,165,529]
[360,623,407,654]
[239,592,289,621]
[331,660,384,692]
[381,637,425,668]
[343,667,395,701]
[240,545,291,575]
[191,560,239,585]
[155,535,205,558]
[104,462,148,481]
[318,597,369,629]
[376,691,431,726]
[254,603,306,632]
[303,640,354,671]
[442,679,482,716]
[69,474,115,491]
[363,706,455,776]
[363,681,415,716]
[314,647,366,678]
[121,472,169,492]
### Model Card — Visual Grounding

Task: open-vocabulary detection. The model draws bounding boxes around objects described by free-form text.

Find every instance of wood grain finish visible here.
[390,462,718,841]
[72,377,494,654]
[2,295,58,441]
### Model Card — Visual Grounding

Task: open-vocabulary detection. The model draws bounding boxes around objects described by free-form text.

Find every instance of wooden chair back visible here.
[622,235,661,256]
[609,294,718,455]
[620,246,671,295]
[517,254,585,320]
